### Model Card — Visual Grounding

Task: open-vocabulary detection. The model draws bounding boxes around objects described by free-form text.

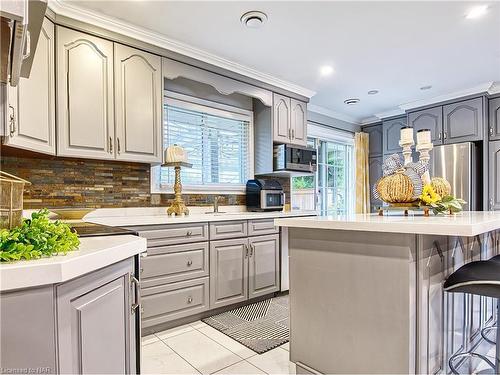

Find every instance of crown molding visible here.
[48,0,316,99]
[374,108,406,120]
[359,116,381,126]
[307,104,361,125]
[399,82,494,111]
[488,81,500,95]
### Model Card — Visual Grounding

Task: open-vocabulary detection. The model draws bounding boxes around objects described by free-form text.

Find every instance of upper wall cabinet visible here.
[382,116,406,155]
[364,124,383,158]
[272,93,307,147]
[408,107,443,145]
[489,97,500,141]
[443,97,483,144]
[3,18,55,155]
[290,99,307,146]
[114,44,162,163]
[56,27,115,160]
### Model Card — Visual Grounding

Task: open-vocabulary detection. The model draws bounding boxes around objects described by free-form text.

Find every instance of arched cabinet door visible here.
[290,99,307,147]
[114,44,162,163]
[4,17,55,155]
[443,97,484,144]
[273,93,291,144]
[382,116,407,155]
[489,97,500,141]
[56,26,115,160]
[408,107,443,145]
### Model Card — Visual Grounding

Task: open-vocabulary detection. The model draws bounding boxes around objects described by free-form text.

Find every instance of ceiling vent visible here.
[241,11,268,29]
[344,98,360,105]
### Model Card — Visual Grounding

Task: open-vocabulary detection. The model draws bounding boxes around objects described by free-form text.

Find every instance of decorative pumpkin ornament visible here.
[430,177,452,197]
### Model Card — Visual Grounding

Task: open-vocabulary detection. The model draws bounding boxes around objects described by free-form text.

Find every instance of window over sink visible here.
[151,94,254,194]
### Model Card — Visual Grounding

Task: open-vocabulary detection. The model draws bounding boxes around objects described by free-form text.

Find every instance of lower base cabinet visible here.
[210,234,280,309]
[0,258,138,374]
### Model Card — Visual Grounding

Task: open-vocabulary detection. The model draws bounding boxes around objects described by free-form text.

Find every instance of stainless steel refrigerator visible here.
[431,142,479,211]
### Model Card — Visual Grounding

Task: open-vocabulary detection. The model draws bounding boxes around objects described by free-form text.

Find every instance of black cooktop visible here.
[69,222,138,238]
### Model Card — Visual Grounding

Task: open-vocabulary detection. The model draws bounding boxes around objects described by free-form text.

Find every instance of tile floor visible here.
[142,321,295,375]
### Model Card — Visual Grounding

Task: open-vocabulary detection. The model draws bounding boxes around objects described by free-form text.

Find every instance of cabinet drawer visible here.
[248,219,279,236]
[137,223,208,246]
[141,243,209,288]
[141,277,209,328]
[210,220,248,240]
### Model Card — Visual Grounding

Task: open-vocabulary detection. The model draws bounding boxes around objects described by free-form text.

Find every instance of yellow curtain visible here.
[354,132,370,214]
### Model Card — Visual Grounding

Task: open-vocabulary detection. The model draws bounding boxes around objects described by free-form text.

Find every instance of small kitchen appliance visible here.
[273,144,317,173]
[246,179,285,212]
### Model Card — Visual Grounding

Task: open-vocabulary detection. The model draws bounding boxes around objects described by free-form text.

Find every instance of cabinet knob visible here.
[187,296,193,304]
[187,260,193,267]
[186,231,193,237]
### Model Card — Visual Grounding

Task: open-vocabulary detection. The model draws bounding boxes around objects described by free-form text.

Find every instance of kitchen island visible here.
[275,212,500,374]
[0,235,147,374]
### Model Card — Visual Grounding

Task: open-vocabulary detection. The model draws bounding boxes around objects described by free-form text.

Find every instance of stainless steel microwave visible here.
[273,144,317,173]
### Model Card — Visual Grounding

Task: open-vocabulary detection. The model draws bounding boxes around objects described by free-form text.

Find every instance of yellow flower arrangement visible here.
[420,184,442,205]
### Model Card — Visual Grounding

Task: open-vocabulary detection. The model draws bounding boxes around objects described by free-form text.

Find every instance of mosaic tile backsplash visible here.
[0,147,290,209]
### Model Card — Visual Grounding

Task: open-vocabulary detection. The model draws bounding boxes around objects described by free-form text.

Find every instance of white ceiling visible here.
[61,1,500,123]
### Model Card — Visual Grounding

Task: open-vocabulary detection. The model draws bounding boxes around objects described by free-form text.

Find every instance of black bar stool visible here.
[444,259,500,374]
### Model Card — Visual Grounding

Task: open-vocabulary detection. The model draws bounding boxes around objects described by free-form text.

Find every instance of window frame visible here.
[151,91,254,195]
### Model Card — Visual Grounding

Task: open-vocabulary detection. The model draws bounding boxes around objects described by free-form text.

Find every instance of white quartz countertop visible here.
[274,211,500,237]
[85,210,317,227]
[0,235,146,292]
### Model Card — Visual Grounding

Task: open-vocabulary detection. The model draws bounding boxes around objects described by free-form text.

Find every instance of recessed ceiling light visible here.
[241,11,268,28]
[367,90,379,95]
[420,85,432,90]
[320,65,334,76]
[344,98,360,105]
[465,5,488,19]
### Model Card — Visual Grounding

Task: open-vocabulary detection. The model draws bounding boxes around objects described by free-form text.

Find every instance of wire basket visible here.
[0,171,30,229]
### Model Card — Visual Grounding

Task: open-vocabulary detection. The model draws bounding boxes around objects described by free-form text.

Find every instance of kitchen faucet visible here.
[213,196,222,213]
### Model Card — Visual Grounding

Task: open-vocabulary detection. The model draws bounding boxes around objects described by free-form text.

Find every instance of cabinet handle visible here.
[245,244,249,258]
[186,231,193,237]
[438,132,442,140]
[109,137,113,153]
[187,296,193,304]
[288,128,291,139]
[291,129,295,139]
[8,105,15,136]
[249,244,254,257]
[443,132,447,139]
[490,128,494,137]
[187,260,193,267]
[117,137,121,154]
[130,274,141,314]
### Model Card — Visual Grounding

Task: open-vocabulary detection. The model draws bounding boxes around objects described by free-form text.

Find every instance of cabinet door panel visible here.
[369,157,383,212]
[273,93,291,143]
[489,141,500,211]
[382,116,406,155]
[210,238,248,309]
[56,27,114,159]
[4,18,55,154]
[290,99,307,146]
[114,44,162,163]
[489,97,500,141]
[443,97,483,144]
[408,107,443,145]
[364,124,383,157]
[248,234,280,298]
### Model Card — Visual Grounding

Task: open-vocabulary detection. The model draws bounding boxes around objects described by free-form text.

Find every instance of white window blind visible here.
[158,104,251,189]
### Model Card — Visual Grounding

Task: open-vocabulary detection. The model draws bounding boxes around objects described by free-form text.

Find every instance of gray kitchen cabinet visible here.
[114,44,163,163]
[3,17,55,154]
[56,26,115,160]
[369,156,383,211]
[382,116,406,155]
[210,220,248,240]
[134,222,209,247]
[489,141,500,211]
[443,97,484,144]
[210,238,249,309]
[408,106,443,145]
[248,218,279,236]
[364,124,383,158]
[56,258,137,374]
[290,98,308,146]
[248,234,280,298]
[273,93,291,144]
[489,97,500,141]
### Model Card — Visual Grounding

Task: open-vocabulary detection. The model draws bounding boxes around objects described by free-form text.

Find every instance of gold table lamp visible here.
[162,161,192,216]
